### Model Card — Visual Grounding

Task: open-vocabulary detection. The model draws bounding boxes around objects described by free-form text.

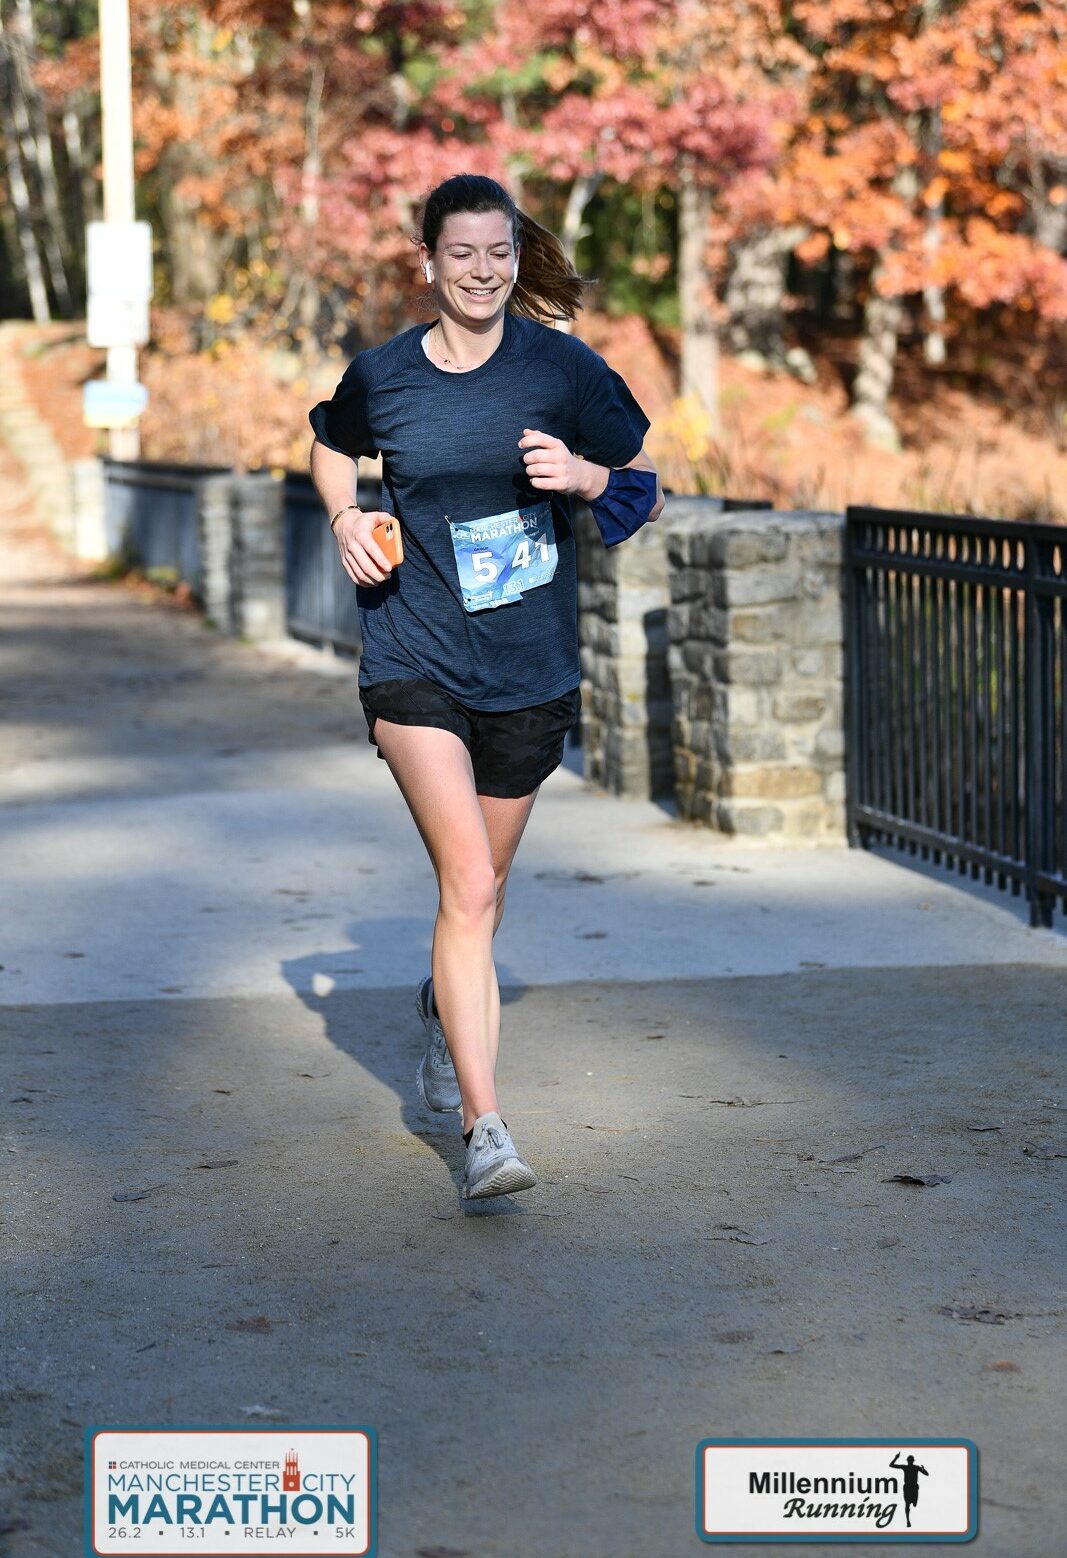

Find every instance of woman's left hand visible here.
[519,428,587,496]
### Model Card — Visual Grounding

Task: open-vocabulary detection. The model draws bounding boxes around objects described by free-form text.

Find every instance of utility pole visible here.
[88,0,150,459]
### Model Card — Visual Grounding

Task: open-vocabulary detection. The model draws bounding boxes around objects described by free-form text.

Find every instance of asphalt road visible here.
[1,514,1064,1558]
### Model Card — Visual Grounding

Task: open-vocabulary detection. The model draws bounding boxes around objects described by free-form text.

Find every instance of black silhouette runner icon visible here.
[889,1453,930,1528]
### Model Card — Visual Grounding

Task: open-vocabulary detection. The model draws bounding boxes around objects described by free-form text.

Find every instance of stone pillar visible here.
[573,498,673,799]
[196,473,238,633]
[665,507,846,841]
[230,472,286,641]
[69,457,109,561]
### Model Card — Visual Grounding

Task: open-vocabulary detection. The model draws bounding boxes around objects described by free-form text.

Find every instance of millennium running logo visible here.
[748,1450,933,1530]
[697,1437,976,1543]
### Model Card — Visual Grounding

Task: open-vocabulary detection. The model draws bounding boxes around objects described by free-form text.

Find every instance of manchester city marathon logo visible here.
[84,1427,376,1556]
[696,1437,978,1543]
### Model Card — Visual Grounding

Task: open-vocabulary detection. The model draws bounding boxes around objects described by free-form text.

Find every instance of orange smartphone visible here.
[371,516,404,568]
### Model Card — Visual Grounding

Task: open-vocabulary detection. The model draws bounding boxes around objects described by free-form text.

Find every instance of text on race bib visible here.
[447,501,558,613]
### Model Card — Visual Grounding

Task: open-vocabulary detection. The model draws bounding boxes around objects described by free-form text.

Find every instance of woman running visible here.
[308,173,661,1200]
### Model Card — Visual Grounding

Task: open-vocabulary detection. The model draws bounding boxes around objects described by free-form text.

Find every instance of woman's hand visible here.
[518,428,591,498]
[333,508,395,586]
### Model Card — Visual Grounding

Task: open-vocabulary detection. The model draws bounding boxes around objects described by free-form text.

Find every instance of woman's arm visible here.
[521,430,664,525]
[574,445,664,525]
[309,437,394,585]
[310,437,361,523]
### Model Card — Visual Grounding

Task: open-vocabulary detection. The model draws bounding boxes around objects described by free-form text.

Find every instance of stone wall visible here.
[573,494,774,804]
[573,497,673,798]
[664,507,846,840]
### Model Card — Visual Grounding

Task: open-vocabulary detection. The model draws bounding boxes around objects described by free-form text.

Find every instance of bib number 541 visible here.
[472,535,551,581]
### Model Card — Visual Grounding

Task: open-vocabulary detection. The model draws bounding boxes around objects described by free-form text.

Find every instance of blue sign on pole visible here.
[83,379,149,428]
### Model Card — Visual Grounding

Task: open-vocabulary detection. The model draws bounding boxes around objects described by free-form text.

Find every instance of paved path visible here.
[1,465,1064,1558]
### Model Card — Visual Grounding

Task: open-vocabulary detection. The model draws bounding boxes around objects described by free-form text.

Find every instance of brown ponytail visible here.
[413,173,595,325]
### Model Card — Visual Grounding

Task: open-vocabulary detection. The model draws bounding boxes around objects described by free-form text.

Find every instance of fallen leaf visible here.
[877,1235,901,1249]
[213,1088,232,1095]
[883,1172,954,1186]
[938,1304,1020,1325]
[761,1333,820,1355]
[227,1316,273,1333]
[708,1224,771,1246]
[113,1185,165,1202]
[820,1145,885,1164]
[967,1123,1001,1132]
[988,1360,1021,1372]
[643,1033,666,1041]
[192,1159,238,1170]
[710,1097,806,1108]
[1023,1142,1067,1159]
[580,931,607,939]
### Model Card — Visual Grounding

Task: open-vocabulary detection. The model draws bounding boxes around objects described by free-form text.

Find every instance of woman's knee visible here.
[439,860,498,922]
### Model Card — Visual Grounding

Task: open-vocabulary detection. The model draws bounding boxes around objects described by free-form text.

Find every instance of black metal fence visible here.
[845,505,1067,927]
[103,457,228,593]
[282,470,369,655]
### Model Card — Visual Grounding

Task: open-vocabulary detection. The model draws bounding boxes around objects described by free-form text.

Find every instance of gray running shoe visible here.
[414,975,462,1113]
[463,1110,537,1200]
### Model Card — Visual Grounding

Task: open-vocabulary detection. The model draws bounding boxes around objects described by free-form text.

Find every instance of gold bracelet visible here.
[329,503,359,531]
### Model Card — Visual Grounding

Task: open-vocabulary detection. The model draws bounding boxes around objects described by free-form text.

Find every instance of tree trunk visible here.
[677,165,720,435]
[1029,153,1067,254]
[851,258,903,449]
[555,171,601,336]
[296,58,325,356]
[12,0,72,313]
[0,45,50,319]
[152,17,227,307]
[500,84,525,210]
[62,103,87,235]
[921,0,946,364]
[724,223,807,365]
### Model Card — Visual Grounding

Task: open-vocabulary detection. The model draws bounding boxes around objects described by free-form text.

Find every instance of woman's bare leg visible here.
[478,789,541,936]
[372,721,538,1131]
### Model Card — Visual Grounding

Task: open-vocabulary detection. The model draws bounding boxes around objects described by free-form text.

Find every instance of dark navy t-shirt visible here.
[308,311,651,709]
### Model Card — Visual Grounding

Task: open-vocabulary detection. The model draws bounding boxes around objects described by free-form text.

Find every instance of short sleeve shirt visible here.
[308,312,651,709]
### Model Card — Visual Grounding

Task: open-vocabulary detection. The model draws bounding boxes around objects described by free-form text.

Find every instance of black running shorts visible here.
[358,678,582,799]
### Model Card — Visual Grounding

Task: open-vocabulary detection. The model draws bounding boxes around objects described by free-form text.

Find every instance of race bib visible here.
[447,501,558,613]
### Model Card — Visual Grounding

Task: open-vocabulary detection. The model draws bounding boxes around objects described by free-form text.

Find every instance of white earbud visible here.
[512,258,519,283]
[424,263,433,282]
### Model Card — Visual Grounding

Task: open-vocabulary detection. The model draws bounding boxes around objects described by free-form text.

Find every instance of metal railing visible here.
[103,458,228,593]
[845,505,1067,927]
[282,470,366,655]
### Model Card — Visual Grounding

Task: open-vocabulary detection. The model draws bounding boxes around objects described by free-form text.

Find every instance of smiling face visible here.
[420,209,519,324]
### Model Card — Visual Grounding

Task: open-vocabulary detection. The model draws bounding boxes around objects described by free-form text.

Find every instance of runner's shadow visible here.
[280,923,532,1214]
